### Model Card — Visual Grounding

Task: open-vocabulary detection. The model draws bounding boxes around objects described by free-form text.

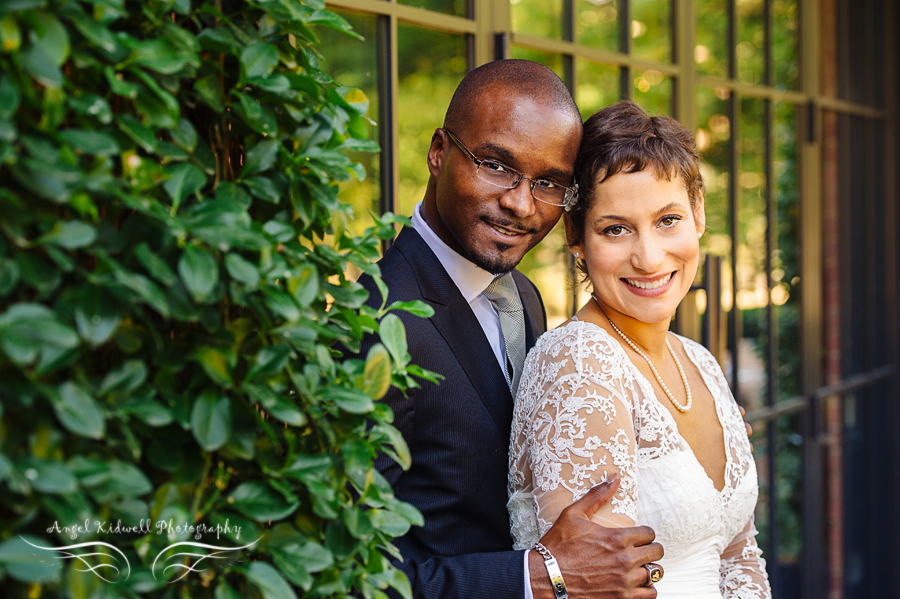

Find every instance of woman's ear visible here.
[427,128,449,179]
[563,213,582,258]
[694,192,707,235]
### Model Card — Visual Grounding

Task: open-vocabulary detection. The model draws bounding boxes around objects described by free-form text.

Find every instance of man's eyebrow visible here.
[476,142,573,180]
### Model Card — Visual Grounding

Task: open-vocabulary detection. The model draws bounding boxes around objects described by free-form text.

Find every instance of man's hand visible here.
[529,474,664,599]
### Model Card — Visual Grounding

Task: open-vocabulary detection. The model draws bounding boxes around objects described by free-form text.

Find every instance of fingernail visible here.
[608,472,619,483]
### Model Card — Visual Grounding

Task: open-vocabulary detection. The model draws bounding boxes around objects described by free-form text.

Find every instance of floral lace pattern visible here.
[508,320,771,598]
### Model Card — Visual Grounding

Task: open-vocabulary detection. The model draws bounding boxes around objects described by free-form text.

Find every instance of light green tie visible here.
[483,273,526,395]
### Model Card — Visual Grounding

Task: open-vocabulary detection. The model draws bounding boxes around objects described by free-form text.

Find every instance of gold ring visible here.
[643,563,664,586]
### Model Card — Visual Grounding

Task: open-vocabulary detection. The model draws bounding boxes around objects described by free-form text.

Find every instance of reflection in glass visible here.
[576,60,620,119]
[397,25,468,219]
[318,11,381,239]
[695,87,732,376]
[511,0,563,40]
[576,0,619,52]
[736,97,767,413]
[773,102,799,402]
[632,72,671,116]
[695,0,728,78]
[399,0,467,17]
[772,0,799,89]
[737,0,764,85]
[631,0,671,62]
[510,47,565,79]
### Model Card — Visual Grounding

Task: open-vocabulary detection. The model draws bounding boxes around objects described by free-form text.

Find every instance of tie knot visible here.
[483,273,519,312]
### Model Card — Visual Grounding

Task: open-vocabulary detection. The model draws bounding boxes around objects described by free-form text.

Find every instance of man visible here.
[358,59,664,599]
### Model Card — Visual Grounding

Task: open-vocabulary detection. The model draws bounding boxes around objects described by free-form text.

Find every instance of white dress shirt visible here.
[410,202,535,599]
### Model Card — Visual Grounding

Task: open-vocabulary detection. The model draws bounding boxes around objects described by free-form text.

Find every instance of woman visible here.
[508,101,771,599]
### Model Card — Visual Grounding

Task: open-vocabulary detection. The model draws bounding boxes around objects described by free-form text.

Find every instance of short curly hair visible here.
[567,100,704,260]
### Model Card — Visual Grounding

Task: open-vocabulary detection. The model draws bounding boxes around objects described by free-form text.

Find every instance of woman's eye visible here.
[660,215,682,227]
[604,225,627,237]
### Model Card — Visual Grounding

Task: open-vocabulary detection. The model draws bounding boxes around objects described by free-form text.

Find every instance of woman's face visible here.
[567,168,704,326]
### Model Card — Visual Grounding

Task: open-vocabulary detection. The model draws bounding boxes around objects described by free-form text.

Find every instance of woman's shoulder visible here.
[531,318,621,358]
[672,333,723,375]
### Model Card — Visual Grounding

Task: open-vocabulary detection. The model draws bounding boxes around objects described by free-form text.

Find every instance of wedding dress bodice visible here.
[508,320,771,599]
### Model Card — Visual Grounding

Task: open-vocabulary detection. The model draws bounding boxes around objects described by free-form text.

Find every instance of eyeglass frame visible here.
[441,128,579,211]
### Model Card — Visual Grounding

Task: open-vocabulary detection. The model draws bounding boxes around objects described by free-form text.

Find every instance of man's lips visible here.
[484,219,531,239]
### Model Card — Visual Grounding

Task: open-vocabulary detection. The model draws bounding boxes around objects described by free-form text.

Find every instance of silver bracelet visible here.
[532,542,568,599]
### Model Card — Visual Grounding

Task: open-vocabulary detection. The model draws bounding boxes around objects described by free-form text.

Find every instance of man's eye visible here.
[533,179,559,190]
[481,160,510,173]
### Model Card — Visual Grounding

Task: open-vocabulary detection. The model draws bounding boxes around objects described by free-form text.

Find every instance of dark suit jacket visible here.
[357,226,547,599]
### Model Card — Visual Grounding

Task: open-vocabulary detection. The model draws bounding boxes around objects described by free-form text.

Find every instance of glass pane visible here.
[836,0,886,107]
[775,413,803,578]
[736,97,767,412]
[318,11,381,239]
[695,87,732,375]
[632,71,671,116]
[510,47,565,79]
[772,102,800,402]
[737,0,765,85]
[695,0,729,78]
[772,0,799,90]
[399,0,467,17]
[576,60,620,119]
[511,0,563,40]
[517,221,571,327]
[396,25,468,219]
[576,0,619,51]
[631,0,671,62]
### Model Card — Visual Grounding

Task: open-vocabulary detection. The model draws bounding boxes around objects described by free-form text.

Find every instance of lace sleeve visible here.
[521,328,640,531]
[718,517,772,599]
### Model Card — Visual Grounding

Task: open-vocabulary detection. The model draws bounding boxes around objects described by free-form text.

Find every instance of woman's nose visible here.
[632,234,665,272]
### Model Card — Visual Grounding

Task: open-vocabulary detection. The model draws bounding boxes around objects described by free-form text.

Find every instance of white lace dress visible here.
[508,320,771,599]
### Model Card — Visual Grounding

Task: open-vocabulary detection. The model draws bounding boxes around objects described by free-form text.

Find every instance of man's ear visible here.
[563,213,582,258]
[427,128,449,179]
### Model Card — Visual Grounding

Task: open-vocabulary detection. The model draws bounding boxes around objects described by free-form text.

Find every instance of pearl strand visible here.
[591,295,693,413]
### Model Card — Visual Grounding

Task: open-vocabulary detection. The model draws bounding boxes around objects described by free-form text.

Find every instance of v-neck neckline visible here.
[571,318,732,495]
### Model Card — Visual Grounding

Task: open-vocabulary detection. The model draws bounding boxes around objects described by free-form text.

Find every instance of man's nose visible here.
[498,177,537,218]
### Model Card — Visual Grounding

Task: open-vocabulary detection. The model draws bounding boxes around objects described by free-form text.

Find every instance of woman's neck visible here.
[588,295,672,363]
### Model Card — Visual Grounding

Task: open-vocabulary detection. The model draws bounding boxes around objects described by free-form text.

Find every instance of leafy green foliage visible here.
[0,1,436,597]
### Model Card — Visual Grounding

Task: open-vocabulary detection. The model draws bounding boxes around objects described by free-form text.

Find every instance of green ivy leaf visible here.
[378,313,408,366]
[228,482,299,522]
[74,287,121,346]
[245,562,295,599]
[98,359,147,395]
[52,382,105,439]
[163,163,207,213]
[117,114,157,152]
[307,10,364,41]
[194,74,224,112]
[130,37,189,74]
[240,139,279,178]
[245,343,291,381]
[58,129,120,157]
[178,245,218,303]
[38,220,97,249]
[191,345,234,388]
[135,242,178,286]
[240,42,279,81]
[361,343,392,400]
[190,389,231,451]
[225,253,260,288]
[31,12,70,66]
[0,75,20,119]
[324,386,374,414]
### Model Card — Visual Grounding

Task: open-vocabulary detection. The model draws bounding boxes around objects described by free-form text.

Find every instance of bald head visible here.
[443,59,581,134]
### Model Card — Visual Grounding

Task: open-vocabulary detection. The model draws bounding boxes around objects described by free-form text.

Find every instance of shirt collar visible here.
[411,201,497,303]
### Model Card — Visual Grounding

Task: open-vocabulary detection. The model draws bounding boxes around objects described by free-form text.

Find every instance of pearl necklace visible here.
[591,295,693,413]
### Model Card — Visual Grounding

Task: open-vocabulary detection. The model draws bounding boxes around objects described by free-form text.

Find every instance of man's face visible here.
[425,89,582,274]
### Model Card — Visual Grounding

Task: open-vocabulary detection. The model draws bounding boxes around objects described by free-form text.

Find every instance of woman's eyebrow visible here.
[653,201,687,216]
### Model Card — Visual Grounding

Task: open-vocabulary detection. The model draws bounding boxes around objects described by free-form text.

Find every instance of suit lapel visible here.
[393,227,514,435]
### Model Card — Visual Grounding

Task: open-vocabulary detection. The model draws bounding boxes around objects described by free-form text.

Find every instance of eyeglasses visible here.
[443,129,578,210]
